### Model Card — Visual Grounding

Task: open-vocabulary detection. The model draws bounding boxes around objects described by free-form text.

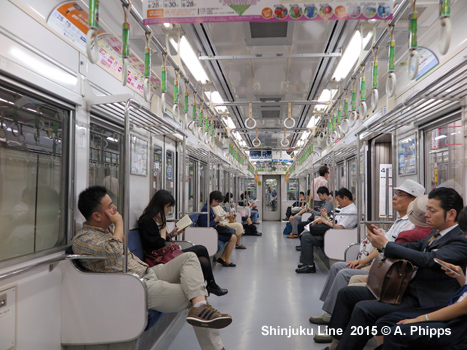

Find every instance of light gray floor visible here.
[165,221,377,350]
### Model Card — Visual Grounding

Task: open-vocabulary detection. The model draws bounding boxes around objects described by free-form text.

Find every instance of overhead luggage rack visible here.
[91,100,180,136]
[364,58,467,134]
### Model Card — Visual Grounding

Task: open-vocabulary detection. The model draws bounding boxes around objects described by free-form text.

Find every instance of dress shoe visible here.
[309,312,331,325]
[207,285,228,296]
[295,246,301,251]
[217,258,231,267]
[295,265,316,273]
[297,263,304,268]
[235,244,247,249]
[314,327,333,343]
[287,234,299,239]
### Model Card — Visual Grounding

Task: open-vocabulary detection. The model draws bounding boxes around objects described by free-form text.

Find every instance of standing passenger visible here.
[310,166,330,209]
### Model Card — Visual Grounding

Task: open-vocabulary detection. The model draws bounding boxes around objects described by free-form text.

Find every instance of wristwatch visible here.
[377,242,388,254]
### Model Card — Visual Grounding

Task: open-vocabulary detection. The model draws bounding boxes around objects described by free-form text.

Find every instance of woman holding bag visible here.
[138,190,227,296]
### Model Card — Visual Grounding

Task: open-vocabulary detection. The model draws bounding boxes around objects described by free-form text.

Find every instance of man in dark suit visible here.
[326,187,467,350]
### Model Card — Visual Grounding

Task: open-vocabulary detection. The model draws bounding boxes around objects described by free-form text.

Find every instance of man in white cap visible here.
[310,179,426,343]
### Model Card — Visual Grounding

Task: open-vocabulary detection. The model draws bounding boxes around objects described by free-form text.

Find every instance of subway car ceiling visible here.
[2,0,467,177]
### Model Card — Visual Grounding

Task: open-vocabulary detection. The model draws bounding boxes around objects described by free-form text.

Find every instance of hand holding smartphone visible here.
[366,222,375,233]
[434,258,461,277]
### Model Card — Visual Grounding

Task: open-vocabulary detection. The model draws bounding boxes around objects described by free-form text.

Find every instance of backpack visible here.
[283,221,292,235]
[243,223,261,236]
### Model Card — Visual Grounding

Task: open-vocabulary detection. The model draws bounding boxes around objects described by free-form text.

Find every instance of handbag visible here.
[144,235,183,267]
[215,224,235,241]
[367,254,414,305]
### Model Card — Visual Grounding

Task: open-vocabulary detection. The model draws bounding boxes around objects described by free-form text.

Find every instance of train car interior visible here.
[1,0,467,349]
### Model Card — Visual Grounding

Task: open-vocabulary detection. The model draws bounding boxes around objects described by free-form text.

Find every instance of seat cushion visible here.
[128,229,145,261]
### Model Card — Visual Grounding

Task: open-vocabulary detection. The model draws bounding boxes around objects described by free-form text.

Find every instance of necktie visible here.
[427,230,441,244]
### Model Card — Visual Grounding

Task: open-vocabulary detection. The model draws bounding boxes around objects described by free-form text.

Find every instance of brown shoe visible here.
[186,303,232,329]
[287,234,299,238]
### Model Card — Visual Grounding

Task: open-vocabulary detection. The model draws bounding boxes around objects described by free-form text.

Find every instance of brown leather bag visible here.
[367,254,414,305]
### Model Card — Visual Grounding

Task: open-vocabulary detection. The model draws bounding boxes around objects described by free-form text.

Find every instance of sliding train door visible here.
[262,175,281,221]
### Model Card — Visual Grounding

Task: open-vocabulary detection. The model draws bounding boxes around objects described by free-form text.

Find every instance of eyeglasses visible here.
[394,190,409,197]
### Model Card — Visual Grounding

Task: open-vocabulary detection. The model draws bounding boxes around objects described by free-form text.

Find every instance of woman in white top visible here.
[213,194,246,249]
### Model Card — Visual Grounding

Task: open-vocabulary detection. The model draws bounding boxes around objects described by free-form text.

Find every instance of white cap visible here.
[394,179,425,198]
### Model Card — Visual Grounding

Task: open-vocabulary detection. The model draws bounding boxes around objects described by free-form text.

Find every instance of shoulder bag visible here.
[144,235,183,267]
[367,254,414,305]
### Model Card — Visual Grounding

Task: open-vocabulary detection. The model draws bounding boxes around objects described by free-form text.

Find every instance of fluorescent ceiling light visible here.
[332,30,373,82]
[205,91,227,113]
[163,23,173,29]
[300,130,310,140]
[226,116,236,129]
[314,89,337,112]
[306,116,316,128]
[106,136,118,142]
[170,36,209,84]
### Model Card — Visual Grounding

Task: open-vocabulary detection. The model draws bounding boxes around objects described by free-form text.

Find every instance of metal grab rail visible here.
[0,254,108,282]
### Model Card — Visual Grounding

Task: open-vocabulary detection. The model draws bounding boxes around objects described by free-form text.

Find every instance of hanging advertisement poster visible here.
[142,0,393,25]
[47,2,161,96]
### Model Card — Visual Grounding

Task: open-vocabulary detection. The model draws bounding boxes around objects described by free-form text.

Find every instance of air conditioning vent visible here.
[244,22,294,46]
[261,110,281,119]
[250,22,288,38]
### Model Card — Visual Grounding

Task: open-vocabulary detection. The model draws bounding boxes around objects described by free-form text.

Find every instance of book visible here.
[176,214,193,231]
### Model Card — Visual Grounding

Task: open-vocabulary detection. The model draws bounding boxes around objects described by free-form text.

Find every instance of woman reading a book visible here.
[138,190,228,296]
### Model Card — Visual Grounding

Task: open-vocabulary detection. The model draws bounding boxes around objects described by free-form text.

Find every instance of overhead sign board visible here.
[143,1,393,24]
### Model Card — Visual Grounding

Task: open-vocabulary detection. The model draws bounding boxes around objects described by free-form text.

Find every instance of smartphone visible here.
[366,222,375,233]
[434,259,461,277]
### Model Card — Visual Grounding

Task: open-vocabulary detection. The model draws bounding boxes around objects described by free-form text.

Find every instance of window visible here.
[287,179,299,201]
[0,85,70,261]
[89,122,123,211]
[425,119,462,193]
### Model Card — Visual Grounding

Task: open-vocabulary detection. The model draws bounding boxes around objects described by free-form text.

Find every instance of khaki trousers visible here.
[144,252,224,350]
[225,222,244,237]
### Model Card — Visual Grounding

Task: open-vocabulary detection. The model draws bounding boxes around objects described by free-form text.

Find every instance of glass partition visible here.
[199,162,206,211]
[287,179,299,200]
[0,85,69,261]
[425,119,462,193]
[245,178,257,200]
[152,145,162,194]
[89,122,123,212]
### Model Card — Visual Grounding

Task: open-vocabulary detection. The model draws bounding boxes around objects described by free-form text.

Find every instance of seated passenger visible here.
[138,190,227,296]
[283,191,307,221]
[326,187,467,350]
[239,192,259,224]
[311,182,430,343]
[72,186,232,350]
[289,187,332,239]
[214,191,246,249]
[375,221,467,350]
[296,188,357,274]
[198,191,237,267]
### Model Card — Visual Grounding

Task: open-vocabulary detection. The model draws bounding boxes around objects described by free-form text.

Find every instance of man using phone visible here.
[309,179,426,341]
[296,188,356,273]
[326,187,467,350]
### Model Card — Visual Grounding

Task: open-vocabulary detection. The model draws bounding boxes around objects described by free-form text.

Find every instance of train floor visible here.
[166,221,377,350]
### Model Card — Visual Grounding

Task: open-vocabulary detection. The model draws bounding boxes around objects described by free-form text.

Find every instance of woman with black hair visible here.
[138,190,227,296]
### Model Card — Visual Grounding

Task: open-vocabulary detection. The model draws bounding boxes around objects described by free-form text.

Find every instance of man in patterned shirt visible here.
[73,186,231,350]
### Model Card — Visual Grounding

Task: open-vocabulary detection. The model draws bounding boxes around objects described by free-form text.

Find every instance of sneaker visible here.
[309,312,331,325]
[282,218,289,222]
[314,327,333,343]
[186,303,232,329]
